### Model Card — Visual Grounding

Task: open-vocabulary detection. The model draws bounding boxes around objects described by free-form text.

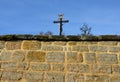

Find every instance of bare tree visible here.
[80,23,92,36]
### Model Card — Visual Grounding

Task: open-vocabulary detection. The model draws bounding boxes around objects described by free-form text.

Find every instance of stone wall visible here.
[0,40,120,82]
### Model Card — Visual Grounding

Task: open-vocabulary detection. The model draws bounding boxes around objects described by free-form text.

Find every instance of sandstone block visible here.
[18,62,29,70]
[109,47,120,52]
[45,72,65,82]
[89,46,107,52]
[22,41,41,50]
[0,71,2,78]
[112,65,120,74]
[86,75,110,82]
[67,64,90,73]
[27,51,46,62]
[6,41,21,50]
[0,41,5,49]
[41,46,63,51]
[85,53,96,63]
[111,76,120,82]
[46,52,65,63]
[97,54,118,64]
[68,42,77,46]
[52,64,64,71]
[25,72,44,81]
[99,41,117,45]
[92,64,112,74]
[53,42,67,46]
[67,52,83,63]
[1,62,17,69]
[12,51,26,62]
[31,63,50,71]
[66,73,84,82]
[2,71,23,80]
[72,46,89,52]
[0,51,12,61]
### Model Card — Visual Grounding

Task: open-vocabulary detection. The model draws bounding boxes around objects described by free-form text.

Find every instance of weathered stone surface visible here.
[92,65,112,74]
[41,46,63,51]
[31,63,50,71]
[0,41,5,49]
[66,73,84,82]
[2,71,23,80]
[67,52,83,63]
[12,51,25,62]
[85,53,96,63]
[25,72,44,80]
[99,41,118,45]
[97,54,118,64]
[53,42,67,46]
[0,71,2,78]
[89,46,107,52]
[1,62,17,69]
[6,41,21,50]
[111,76,120,82]
[86,75,110,82]
[0,51,12,61]
[112,65,120,74]
[45,72,65,82]
[22,41,41,50]
[68,42,77,46]
[72,46,89,52]
[52,64,64,71]
[67,64,90,73]
[18,62,29,70]
[46,52,65,63]
[27,51,46,62]
[109,47,120,52]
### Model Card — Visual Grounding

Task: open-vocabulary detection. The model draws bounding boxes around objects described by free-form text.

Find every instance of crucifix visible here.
[53,14,69,36]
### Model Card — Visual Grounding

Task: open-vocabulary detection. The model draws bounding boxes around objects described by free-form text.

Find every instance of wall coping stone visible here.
[0,34,120,41]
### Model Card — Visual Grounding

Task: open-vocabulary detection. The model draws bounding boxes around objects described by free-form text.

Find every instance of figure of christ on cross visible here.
[53,14,69,36]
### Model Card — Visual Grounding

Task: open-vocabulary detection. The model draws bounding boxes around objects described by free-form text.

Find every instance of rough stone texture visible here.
[2,71,23,80]
[53,42,67,46]
[46,52,65,63]
[1,62,17,69]
[0,41,120,82]
[0,41,5,49]
[89,46,107,52]
[86,75,110,82]
[67,52,83,63]
[31,63,50,71]
[25,72,44,81]
[111,76,120,82]
[112,65,120,74]
[85,53,96,63]
[27,51,46,62]
[22,41,41,50]
[45,72,65,82]
[92,65,112,74]
[52,64,64,71]
[12,50,25,62]
[18,62,29,70]
[99,41,118,45]
[97,53,118,64]
[67,64,90,73]
[109,47,120,52]
[0,50,12,61]
[6,41,21,50]
[41,46,63,51]
[66,73,84,82]
[72,46,89,52]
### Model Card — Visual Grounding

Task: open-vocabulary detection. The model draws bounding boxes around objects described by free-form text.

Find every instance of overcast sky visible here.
[0,0,120,35]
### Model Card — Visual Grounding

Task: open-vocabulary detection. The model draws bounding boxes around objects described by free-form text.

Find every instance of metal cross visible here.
[53,14,69,36]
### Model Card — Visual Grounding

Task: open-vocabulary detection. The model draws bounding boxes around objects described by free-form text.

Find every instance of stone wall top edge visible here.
[0,34,120,41]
